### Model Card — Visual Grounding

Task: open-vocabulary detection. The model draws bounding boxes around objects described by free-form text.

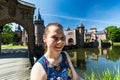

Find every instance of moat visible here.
[66,46,120,77]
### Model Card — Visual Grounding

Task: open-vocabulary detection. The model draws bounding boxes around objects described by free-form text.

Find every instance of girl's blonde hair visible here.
[43,22,63,36]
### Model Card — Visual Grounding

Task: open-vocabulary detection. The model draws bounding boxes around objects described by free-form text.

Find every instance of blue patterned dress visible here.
[38,52,73,80]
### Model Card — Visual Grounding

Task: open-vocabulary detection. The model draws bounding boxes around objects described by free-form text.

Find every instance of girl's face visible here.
[43,25,65,54]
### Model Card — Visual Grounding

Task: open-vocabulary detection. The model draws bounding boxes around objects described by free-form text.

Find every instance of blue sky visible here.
[22,0,120,31]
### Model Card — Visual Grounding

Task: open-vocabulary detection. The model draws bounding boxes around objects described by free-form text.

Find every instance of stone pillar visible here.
[27,23,35,67]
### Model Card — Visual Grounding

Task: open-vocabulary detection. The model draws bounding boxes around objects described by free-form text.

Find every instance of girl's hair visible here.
[43,22,64,53]
[43,22,63,36]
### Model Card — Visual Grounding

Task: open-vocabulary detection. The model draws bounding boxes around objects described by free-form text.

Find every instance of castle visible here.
[15,10,108,47]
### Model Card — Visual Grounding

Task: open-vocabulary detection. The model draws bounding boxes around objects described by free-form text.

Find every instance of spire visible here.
[66,26,71,31]
[38,8,41,20]
[34,8,44,24]
[77,22,85,28]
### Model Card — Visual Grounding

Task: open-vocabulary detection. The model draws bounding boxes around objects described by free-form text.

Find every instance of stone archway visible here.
[68,38,74,45]
[0,0,35,67]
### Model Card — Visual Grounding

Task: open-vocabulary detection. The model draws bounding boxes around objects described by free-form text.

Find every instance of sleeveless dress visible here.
[38,52,73,80]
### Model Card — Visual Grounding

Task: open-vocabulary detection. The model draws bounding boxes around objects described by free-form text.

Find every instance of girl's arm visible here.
[30,62,47,80]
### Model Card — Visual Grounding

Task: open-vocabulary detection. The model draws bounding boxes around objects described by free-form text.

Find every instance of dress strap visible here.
[37,56,48,73]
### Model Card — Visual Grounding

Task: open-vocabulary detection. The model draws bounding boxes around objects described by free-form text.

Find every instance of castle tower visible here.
[76,22,85,47]
[66,26,73,45]
[34,9,45,46]
[65,26,78,46]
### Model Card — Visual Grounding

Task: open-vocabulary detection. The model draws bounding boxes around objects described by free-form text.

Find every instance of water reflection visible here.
[66,46,120,76]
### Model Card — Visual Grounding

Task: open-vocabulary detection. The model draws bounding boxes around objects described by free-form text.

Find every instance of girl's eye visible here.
[61,37,65,41]
[53,37,58,41]
[52,36,65,41]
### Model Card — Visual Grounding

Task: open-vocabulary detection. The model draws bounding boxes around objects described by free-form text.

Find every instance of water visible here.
[65,46,120,77]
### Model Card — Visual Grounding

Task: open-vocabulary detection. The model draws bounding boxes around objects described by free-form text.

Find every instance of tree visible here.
[2,23,15,44]
[107,26,120,42]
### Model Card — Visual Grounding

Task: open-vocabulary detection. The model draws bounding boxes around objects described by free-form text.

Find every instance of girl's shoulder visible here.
[31,62,47,80]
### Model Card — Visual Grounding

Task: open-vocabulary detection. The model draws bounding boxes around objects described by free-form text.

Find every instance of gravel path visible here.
[0,49,31,80]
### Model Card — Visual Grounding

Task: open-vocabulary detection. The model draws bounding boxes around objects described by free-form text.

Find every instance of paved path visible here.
[0,49,31,80]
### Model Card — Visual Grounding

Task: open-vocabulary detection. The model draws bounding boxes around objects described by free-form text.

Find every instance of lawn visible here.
[113,42,120,46]
[1,45,27,49]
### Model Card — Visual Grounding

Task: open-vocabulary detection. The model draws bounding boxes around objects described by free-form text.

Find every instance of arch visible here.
[0,18,31,33]
[0,0,35,67]
[68,38,74,45]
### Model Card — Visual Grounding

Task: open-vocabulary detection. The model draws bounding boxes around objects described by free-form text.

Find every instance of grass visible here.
[1,44,27,49]
[113,42,120,46]
[84,67,120,80]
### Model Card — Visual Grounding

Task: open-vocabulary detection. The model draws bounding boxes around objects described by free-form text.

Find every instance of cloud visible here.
[42,13,120,25]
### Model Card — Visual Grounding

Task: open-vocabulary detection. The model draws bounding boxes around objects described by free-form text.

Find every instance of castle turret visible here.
[66,26,71,31]
[34,9,45,46]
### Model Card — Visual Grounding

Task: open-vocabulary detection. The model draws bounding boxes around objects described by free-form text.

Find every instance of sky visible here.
[21,0,120,31]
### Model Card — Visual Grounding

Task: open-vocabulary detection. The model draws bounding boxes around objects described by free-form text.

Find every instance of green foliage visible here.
[84,71,96,80]
[113,42,120,46]
[114,67,120,80]
[2,23,13,32]
[107,26,120,42]
[99,69,113,80]
[2,24,15,44]
[83,67,120,80]
[102,39,109,42]
[85,39,90,43]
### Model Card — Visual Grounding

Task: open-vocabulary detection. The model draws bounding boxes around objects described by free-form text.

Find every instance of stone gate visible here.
[0,0,35,67]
